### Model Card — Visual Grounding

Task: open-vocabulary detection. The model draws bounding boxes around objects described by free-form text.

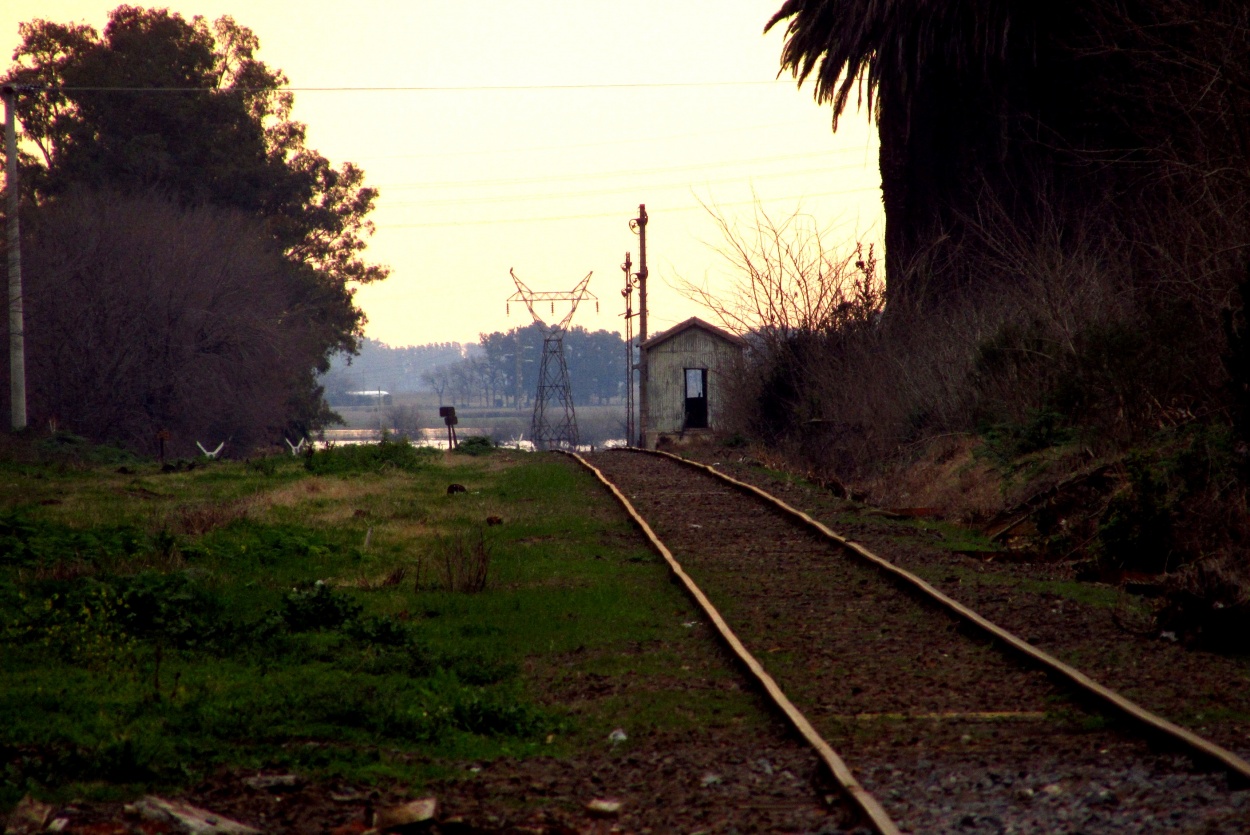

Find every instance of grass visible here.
[0,438,757,809]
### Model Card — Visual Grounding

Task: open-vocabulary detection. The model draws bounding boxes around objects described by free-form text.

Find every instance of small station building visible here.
[640,317,746,449]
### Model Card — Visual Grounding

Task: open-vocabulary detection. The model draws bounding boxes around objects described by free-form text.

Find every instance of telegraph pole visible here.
[630,204,649,447]
[3,84,26,432]
[621,252,635,446]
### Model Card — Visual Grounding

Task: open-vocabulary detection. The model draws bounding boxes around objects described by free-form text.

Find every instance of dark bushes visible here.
[3,190,342,456]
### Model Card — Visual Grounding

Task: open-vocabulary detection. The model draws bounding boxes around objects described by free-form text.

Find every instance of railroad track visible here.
[572,448,1250,834]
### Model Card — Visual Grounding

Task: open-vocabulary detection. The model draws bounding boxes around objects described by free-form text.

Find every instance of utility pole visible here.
[3,84,26,433]
[629,204,649,447]
[621,252,636,446]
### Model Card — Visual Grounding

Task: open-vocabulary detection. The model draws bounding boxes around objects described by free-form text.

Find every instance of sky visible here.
[3,1,883,348]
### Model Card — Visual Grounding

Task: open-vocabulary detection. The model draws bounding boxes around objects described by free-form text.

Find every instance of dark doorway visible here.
[684,368,708,429]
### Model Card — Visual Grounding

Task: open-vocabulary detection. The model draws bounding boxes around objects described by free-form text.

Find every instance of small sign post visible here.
[439,406,458,449]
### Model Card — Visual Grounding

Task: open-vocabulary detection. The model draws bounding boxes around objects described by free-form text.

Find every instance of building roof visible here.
[640,316,747,351]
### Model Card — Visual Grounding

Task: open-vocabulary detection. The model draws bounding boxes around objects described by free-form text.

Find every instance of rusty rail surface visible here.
[638,447,1250,785]
[559,450,902,835]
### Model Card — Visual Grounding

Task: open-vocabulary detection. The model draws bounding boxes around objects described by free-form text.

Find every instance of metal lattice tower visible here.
[507,269,596,450]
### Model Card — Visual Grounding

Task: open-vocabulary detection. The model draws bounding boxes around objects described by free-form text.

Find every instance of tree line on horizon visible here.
[322,325,630,410]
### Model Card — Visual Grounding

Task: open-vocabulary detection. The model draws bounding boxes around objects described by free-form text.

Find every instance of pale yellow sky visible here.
[4,1,883,347]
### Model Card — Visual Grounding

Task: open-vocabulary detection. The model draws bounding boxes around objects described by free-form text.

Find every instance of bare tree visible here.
[420,366,451,406]
[674,201,882,348]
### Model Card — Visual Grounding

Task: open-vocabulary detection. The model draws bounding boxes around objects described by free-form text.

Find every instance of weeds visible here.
[417,528,491,593]
[304,437,437,475]
[168,500,252,537]
[0,511,149,569]
[281,582,363,631]
[33,433,141,467]
[978,410,1075,466]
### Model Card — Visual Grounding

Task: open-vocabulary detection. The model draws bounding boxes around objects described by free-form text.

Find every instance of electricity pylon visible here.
[507,268,596,450]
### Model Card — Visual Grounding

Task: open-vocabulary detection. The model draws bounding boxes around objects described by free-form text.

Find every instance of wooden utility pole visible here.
[631,204,648,447]
[3,85,26,432]
[621,252,635,445]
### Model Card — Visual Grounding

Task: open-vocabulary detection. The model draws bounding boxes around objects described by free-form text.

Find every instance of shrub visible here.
[1095,458,1176,573]
[304,437,436,474]
[111,572,229,649]
[454,435,495,456]
[1156,560,1250,654]
[417,528,491,593]
[6,190,344,457]
[0,511,148,568]
[10,572,232,664]
[281,582,363,631]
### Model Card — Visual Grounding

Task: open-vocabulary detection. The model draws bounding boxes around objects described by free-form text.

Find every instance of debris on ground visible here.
[130,796,261,834]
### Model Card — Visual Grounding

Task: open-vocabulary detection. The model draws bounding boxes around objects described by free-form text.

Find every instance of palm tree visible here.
[765,2,1250,310]
[765,1,1042,307]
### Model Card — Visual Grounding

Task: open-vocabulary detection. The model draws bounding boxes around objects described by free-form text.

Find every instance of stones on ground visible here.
[241,774,301,792]
[1087,787,1118,806]
[585,798,623,817]
[372,798,437,831]
[700,772,723,787]
[131,796,261,834]
[4,795,55,834]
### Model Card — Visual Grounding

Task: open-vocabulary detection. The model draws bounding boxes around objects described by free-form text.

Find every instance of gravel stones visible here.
[586,451,1250,834]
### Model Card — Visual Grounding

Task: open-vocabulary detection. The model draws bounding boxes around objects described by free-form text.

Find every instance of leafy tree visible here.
[2,5,389,439]
[564,327,626,405]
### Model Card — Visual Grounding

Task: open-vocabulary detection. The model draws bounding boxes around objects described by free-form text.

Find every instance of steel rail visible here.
[639,448,1250,784]
[558,450,902,835]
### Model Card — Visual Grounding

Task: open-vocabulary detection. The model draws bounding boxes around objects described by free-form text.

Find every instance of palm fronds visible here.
[766,0,1021,128]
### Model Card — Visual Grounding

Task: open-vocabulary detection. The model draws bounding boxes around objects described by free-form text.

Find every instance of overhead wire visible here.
[374,164,878,209]
[47,80,791,93]
[348,119,837,161]
[373,185,882,229]
[375,148,877,191]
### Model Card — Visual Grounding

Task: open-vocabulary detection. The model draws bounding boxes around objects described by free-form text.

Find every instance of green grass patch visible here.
[0,442,735,808]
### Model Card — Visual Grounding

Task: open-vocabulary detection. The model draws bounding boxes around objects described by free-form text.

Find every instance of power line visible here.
[377,150,876,191]
[48,80,791,93]
[349,119,843,161]
[374,164,879,208]
[373,185,883,229]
